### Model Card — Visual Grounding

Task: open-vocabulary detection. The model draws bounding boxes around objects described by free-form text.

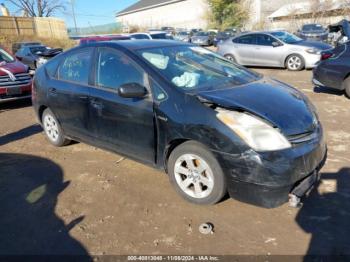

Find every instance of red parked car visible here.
[0,47,32,103]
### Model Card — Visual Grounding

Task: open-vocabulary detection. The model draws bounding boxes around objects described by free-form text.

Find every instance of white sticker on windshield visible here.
[142,52,169,70]
[189,46,212,54]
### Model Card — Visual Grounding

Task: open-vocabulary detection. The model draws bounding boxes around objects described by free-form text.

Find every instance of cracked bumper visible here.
[212,127,327,208]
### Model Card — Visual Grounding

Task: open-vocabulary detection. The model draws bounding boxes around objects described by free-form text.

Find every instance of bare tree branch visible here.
[6,0,66,17]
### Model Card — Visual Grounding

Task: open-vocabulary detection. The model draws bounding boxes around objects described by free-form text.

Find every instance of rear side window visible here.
[234,34,256,45]
[45,57,61,78]
[95,47,145,90]
[58,48,92,85]
[131,34,150,39]
[151,33,167,39]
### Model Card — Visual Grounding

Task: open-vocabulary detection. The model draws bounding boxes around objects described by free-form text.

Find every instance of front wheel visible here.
[42,108,70,147]
[286,54,304,71]
[168,141,227,205]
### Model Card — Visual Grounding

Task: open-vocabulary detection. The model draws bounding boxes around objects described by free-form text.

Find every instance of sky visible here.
[4,0,139,28]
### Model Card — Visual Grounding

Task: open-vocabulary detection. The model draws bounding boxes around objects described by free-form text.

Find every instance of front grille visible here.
[288,129,319,144]
[0,73,31,88]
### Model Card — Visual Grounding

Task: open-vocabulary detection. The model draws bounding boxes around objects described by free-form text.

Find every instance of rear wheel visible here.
[224,54,236,63]
[286,54,304,71]
[168,141,226,205]
[42,108,70,147]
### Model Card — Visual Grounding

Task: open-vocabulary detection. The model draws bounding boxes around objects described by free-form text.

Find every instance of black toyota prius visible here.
[32,40,326,208]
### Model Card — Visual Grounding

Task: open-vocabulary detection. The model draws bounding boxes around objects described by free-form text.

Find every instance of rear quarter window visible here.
[45,57,61,78]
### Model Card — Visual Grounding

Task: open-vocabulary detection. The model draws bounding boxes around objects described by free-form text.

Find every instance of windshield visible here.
[194,32,209,36]
[30,46,48,54]
[270,31,302,44]
[137,45,261,92]
[178,32,189,36]
[302,24,324,31]
[0,49,15,63]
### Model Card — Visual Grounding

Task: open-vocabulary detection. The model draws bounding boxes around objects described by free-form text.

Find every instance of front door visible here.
[254,34,284,67]
[89,47,155,163]
[47,47,93,139]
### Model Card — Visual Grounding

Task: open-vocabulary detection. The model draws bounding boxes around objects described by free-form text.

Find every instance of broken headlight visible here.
[216,109,291,152]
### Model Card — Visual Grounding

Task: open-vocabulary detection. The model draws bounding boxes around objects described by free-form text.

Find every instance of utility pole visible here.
[70,0,78,35]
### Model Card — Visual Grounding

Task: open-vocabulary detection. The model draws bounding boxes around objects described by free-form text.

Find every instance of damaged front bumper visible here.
[212,126,327,208]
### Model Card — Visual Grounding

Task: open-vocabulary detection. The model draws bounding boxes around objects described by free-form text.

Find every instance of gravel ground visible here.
[0,68,349,257]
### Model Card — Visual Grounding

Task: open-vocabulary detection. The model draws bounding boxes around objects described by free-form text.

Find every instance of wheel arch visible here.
[163,138,191,173]
[284,53,305,69]
[38,105,48,124]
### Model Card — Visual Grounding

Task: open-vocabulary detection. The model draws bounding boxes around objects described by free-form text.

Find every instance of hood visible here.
[196,78,316,136]
[0,60,28,76]
[300,30,326,34]
[294,40,332,50]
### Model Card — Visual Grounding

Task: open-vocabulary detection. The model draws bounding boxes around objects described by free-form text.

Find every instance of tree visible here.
[207,0,248,30]
[6,0,66,17]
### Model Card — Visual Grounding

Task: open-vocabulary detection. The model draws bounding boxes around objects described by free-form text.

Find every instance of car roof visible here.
[233,30,286,37]
[86,40,189,51]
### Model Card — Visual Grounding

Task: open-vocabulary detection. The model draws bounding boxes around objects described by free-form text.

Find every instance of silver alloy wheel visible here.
[225,55,235,62]
[287,56,302,70]
[43,114,59,143]
[174,154,214,199]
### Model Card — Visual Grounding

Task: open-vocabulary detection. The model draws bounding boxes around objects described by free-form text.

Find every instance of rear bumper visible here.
[213,126,327,208]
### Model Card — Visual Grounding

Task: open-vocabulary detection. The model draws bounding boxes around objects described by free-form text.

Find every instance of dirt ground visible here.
[1,68,350,258]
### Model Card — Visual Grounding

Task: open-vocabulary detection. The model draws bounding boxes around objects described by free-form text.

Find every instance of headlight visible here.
[216,109,291,152]
[306,48,321,54]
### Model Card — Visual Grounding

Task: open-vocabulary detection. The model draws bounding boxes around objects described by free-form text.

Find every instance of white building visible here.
[116,0,350,32]
[116,0,209,30]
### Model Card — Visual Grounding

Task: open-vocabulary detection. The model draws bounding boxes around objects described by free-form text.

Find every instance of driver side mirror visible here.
[118,83,148,98]
[272,41,282,47]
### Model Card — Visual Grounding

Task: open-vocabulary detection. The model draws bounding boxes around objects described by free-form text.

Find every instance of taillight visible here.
[321,52,333,60]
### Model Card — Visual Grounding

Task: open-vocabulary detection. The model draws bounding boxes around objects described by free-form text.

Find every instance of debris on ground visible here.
[199,222,214,235]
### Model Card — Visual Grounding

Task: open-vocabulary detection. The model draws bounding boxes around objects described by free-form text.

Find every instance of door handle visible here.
[90,100,103,109]
[78,95,88,100]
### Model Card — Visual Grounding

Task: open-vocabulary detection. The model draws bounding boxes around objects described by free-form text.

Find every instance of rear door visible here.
[47,47,93,139]
[232,34,258,65]
[89,47,155,163]
[254,34,284,66]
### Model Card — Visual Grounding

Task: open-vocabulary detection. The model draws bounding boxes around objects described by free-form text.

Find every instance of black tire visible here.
[224,54,236,63]
[286,54,305,71]
[167,141,227,205]
[343,77,350,98]
[42,108,70,147]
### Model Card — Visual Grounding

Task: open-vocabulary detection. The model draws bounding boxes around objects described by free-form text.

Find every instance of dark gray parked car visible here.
[15,45,62,70]
[313,41,350,98]
[297,24,328,42]
[190,31,215,46]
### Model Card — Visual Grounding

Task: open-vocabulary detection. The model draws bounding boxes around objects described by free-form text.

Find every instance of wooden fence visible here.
[0,16,67,38]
